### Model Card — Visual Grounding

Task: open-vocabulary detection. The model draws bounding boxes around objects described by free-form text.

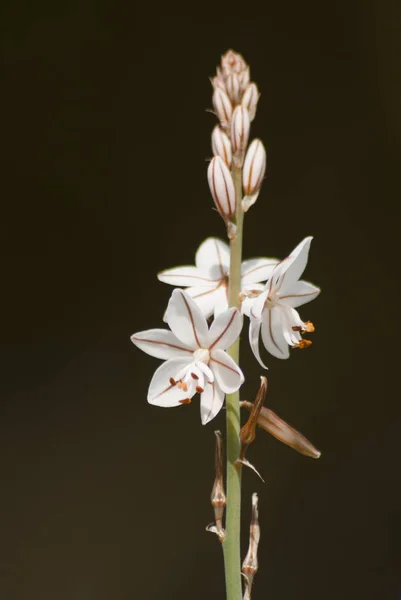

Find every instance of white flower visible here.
[245,237,320,366]
[158,237,278,319]
[131,289,244,425]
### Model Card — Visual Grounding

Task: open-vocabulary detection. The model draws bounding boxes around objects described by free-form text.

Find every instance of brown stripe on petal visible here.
[181,292,201,348]
[131,336,193,354]
[210,356,239,374]
[211,161,225,216]
[214,239,227,279]
[159,272,221,283]
[209,310,237,349]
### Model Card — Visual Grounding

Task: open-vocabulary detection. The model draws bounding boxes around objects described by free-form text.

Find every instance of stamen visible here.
[196,386,204,394]
[177,381,188,391]
[292,326,302,332]
[293,339,312,349]
[191,372,199,380]
[179,398,192,405]
[304,320,315,333]
[169,377,177,386]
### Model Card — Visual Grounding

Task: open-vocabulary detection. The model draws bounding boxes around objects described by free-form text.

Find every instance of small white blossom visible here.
[245,237,320,366]
[131,289,244,425]
[158,237,278,319]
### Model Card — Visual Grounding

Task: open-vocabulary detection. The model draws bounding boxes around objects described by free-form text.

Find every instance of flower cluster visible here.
[131,50,320,425]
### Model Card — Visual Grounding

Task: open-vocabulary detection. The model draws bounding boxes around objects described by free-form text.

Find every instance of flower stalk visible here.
[223,164,244,600]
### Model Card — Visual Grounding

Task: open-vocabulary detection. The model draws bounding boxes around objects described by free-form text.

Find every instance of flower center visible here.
[193,348,211,364]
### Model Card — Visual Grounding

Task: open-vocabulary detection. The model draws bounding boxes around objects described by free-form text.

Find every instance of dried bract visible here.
[241,401,321,459]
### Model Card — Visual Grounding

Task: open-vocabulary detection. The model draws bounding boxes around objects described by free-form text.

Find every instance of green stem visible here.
[223,166,244,600]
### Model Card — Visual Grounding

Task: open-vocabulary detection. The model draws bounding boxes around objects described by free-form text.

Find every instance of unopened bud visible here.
[212,87,233,130]
[221,49,247,75]
[211,126,232,168]
[231,106,250,168]
[239,67,250,91]
[242,83,259,121]
[242,493,260,600]
[207,156,236,220]
[241,402,321,459]
[242,139,266,212]
[226,73,242,105]
[211,74,226,92]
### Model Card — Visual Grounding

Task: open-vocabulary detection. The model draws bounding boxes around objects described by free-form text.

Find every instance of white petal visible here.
[241,258,279,284]
[165,289,209,349]
[200,381,225,425]
[250,290,267,320]
[281,306,303,346]
[210,348,244,393]
[208,307,243,350]
[197,361,215,383]
[279,280,321,308]
[274,237,313,293]
[249,316,269,369]
[195,237,230,279]
[186,285,222,320]
[148,357,194,407]
[261,307,290,359]
[157,266,220,288]
[131,329,194,360]
[213,286,230,318]
[239,285,264,317]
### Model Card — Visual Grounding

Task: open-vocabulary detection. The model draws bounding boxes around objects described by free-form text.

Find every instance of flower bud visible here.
[221,49,247,75]
[212,87,233,130]
[207,156,236,220]
[231,106,250,168]
[239,67,250,91]
[210,74,226,92]
[242,139,266,212]
[242,82,259,121]
[211,126,232,168]
[225,73,241,105]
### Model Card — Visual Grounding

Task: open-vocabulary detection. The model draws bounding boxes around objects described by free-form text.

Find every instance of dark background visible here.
[2,5,401,600]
